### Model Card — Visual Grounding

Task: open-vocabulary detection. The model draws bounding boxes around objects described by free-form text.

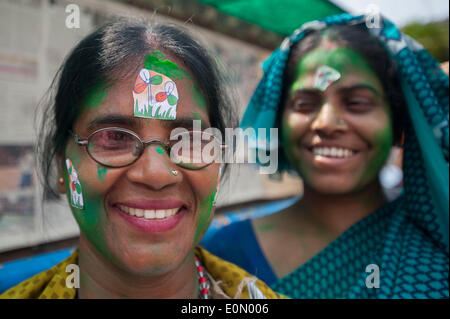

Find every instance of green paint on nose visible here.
[156,147,165,154]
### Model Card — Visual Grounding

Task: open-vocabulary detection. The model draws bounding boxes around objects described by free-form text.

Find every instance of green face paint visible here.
[190,84,207,110]
[193,190,216,245]
[257,223,275,233]
[81,82,108,114]
[192,111,203,123]
[359,124,393,185]
[97,164,107,181]
[281,118,311,181]
[289,47,378,95]
[284,44,392,192]
[64,146,114,261]
[144,51,191,80]
[144,51,207,110]
[156,147,165,154]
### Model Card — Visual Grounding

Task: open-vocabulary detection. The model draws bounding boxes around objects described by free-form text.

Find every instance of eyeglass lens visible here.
[86,128,220,169]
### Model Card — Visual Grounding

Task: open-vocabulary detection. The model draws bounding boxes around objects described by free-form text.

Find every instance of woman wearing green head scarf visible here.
[202,14,448,298]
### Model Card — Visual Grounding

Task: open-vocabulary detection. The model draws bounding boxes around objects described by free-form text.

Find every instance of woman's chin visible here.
[113,252,182,276]
[305,177,361,195]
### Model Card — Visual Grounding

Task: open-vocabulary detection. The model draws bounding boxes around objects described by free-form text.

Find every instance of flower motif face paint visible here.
[133,68,179,120]
[314,65,341,91]
[66,158,84,209]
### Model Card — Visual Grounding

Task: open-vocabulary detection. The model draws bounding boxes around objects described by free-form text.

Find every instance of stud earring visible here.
[58,177,64,184]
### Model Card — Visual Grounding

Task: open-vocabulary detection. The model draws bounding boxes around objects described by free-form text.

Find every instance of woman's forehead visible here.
[75,72,209,131]
[296,44,377,73]
[290,45,383,93]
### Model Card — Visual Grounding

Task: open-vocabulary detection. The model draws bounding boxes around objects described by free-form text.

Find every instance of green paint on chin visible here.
[193,190,216,245]
[97,164,107,180]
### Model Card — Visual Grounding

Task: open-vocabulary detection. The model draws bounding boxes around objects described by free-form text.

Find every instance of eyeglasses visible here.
[71,127,225,170]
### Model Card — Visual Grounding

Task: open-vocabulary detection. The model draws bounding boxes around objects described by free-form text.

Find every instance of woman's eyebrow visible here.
[291,88,322,98]
[87,114,139,131]
[161,117,211,130]
[338,84,381,96]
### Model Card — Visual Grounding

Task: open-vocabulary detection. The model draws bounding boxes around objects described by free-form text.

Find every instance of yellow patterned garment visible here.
[0,247,285,299]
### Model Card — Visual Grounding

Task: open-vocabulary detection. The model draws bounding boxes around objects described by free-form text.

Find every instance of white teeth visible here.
[156,210,165,219]
[135,209,144,217]
[119,206,181,219]
[144,210,155,219]
[312,147,354,158]
[331,147,337,157]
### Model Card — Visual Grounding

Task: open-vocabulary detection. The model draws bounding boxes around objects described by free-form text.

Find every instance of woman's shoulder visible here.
[0,250,78,299]
[202,197,299,251]
[195,246,287,299]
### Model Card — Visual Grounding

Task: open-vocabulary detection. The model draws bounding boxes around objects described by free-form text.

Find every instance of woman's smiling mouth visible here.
[118,205,181,219]
[112,200,188,232]
[310,146,355,158]
[303,143,362,169]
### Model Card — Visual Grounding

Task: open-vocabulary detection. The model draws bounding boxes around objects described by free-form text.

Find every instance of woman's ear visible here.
[55,154,66,194]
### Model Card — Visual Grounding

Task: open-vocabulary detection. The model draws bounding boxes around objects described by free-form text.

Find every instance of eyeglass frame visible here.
[70,126,226,169]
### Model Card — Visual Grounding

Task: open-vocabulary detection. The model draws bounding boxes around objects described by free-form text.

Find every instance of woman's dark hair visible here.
[37,18,237,198]
[277,24,406,171]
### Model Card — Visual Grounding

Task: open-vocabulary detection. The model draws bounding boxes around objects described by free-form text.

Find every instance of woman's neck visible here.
[77,235,198,299]
[294,180,387,236]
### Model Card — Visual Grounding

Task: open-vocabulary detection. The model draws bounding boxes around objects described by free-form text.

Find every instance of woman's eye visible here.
[106,131,127,141]
[291,100,317,112]
[345,99,373,112]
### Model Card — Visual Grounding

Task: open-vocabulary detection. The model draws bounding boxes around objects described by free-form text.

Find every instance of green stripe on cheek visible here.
[97,164,107,180]
[193,190,216,245]
[359,125,393,184]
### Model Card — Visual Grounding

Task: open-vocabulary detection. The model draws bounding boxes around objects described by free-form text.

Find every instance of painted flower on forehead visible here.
[314,65,341,91]
[133,68,179,120]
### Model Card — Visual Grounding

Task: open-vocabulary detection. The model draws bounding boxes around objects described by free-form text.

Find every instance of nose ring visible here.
[338,118,347,126]
[171,169,179,176]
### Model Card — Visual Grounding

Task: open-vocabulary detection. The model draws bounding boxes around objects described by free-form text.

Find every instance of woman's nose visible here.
[126,145,181,190]
[310,102,347,135]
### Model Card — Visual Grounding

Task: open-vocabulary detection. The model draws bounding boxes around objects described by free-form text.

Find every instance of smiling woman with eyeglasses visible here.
[0,19,283,300]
